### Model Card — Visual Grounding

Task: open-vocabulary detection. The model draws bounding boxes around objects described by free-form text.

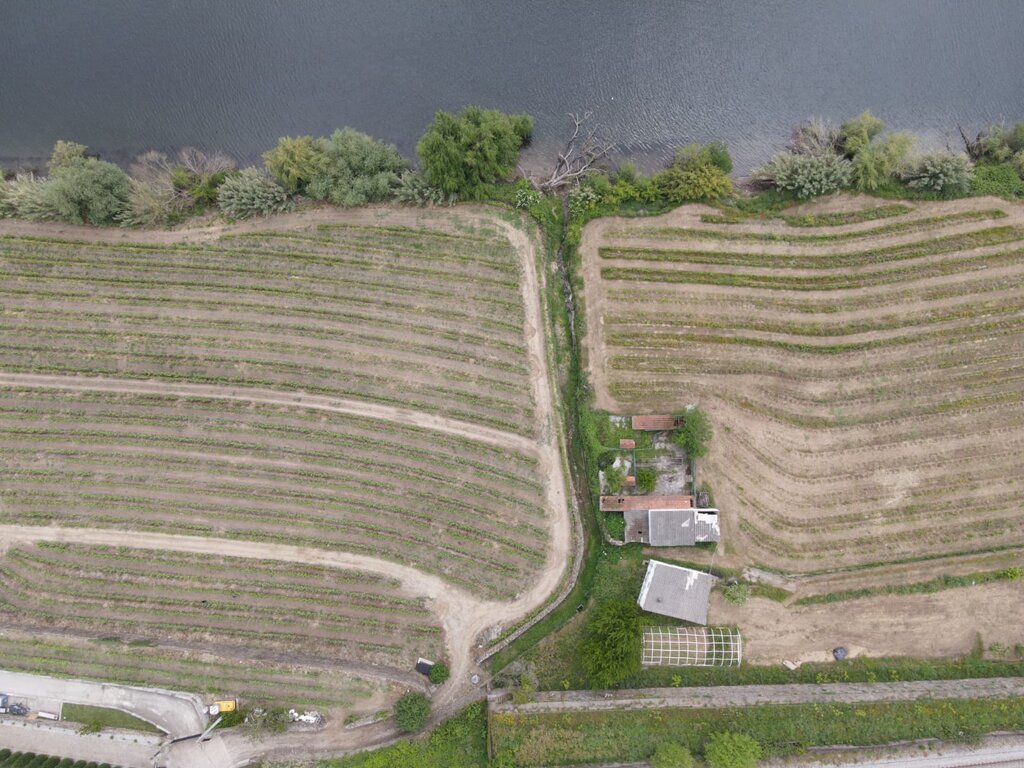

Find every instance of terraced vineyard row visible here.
[0,388,547,598]
[0,543,443,667]
[0,222,534,435]
[0,633,387,713]
[582,197,1024,571]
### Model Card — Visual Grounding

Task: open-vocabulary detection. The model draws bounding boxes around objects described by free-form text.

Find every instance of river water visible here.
[1,1,1022,173]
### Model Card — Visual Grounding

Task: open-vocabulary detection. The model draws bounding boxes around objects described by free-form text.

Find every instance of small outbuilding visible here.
[619,438,636,450]
[626,507,721,546]
[631,415,682,432]
[600,494,694,512]
[637,560,717,625]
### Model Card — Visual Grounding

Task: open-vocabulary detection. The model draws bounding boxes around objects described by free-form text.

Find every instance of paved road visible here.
[0,670,207,738]
[495,678,1024,713]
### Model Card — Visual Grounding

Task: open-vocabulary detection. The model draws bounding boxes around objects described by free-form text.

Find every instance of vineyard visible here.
[0,207,569,709]
[0,543,443,667]
[581,197,1024,574]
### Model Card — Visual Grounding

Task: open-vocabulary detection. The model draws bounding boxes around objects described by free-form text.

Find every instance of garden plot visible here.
[581,197,1024,574]
[642,627,742,667]
[0,543,443,668]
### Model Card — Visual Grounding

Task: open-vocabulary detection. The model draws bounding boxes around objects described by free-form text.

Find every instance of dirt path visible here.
[0,372,537,455]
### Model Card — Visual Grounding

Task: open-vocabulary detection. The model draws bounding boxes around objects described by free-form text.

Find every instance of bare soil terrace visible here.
[580,196,1024,659]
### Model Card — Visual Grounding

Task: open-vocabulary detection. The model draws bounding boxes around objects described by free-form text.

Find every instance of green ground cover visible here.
[0,753,119,768]
[60,703,160,733]
[488,697,1024,766]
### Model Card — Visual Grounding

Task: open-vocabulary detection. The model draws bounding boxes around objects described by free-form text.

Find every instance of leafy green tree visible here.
[217,168,293,218]
[653,164,732,203]
[652,741,694,768]
[850,132,914,191]
[901,151,974,194]
[48,140,88,172]
[306,128,408,206]
[636,467,657,493]
[416,107,533,199]
[44,157,131,225]
[674,407,712,458]
[704,732,762,768]
[603,464,625,494]
[263,135,325,193]
[580,600,642,688]
[428,662,450,685]
[839,110,885,156]
[394,692,431,733]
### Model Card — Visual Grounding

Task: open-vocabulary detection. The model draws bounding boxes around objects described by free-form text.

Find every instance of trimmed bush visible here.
[43,157,131,225]
[217,168,293,218]
[306,128,407,207]
[416,106,533,199]
[263,135,324,193]
[394,692,431,733]
[428,661,450,685]
[902,151,974,194]
[724,583,750,605]
[704,732,763,768]
[652,742,694,768]
[580,600,642,688]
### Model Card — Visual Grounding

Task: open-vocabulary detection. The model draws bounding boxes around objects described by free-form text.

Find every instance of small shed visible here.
[600,494,694,512]
[631,415,682,431]
[415,657,435,677]
[637,560,717,625]
[619,438,636,450]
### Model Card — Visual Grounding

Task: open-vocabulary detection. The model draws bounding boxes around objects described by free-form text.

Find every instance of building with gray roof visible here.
[624,507,720,546]
[636,560,717,625]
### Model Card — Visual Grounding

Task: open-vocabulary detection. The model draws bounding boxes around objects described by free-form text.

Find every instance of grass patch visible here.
[795,567,1023,605]
[321,702,487,768]
[489,697,1024,766]
[61,702,160,733]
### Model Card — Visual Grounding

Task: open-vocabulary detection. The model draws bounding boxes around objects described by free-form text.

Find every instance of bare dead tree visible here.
[957,124,983,161]
[538,112,615,192]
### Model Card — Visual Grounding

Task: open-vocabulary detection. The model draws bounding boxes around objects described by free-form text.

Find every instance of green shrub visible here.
[653,164,732,203]
[79,720,102,735]
[394,172,449,206]
[263,135,324,193]
[839,110,885,156]
[305,128,407,206]
[1013,151,1024,178]
[416,106,533,199]
[48,140,88,172]
[43,157,131,225]
[636,467,657,493]
[971,163,1024,198]
[394,692,431,733]
[753,152,851,198]
[217,168,293,218]
[580,600,642,688]
[428,662,450,685]
[724,583,750,605]
[704,732,763,768]
[901,151,974,195]
[850,132,915,191]
[652,741,694,768]
[788,118,840,156]
[674,407,712,459]
[674,142,732,174]
[169,147,236,205]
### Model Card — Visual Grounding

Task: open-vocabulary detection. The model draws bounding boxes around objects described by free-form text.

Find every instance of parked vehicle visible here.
[37,710,59,720]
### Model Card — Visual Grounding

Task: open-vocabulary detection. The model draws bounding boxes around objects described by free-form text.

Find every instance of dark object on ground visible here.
[833,647,848,661]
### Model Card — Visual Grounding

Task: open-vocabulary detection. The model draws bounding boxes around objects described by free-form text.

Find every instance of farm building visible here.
[600,494,694,512]
[631,414,682,431]
[625,507,721,546]
[637,560,717,625]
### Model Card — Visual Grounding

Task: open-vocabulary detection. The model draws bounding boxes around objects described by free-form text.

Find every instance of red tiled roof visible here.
[631,415,680,431]
[600,494,695,512]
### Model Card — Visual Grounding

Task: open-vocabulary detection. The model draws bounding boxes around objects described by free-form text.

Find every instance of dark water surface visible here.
[1,1,1022,172]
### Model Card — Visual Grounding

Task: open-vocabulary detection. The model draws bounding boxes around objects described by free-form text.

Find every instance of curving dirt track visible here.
[0,206,573,756]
